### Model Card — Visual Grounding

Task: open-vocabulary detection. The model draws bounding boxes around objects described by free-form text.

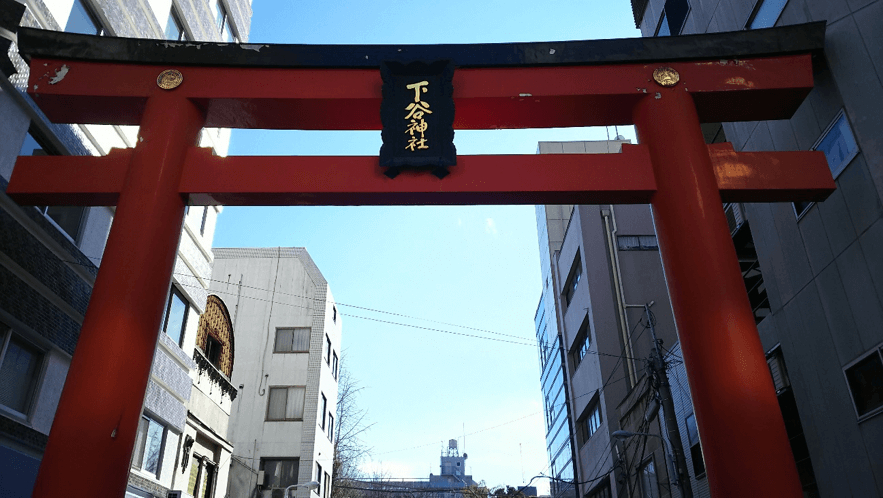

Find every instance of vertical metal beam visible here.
[633,89,802,497]
[32,91,204,496]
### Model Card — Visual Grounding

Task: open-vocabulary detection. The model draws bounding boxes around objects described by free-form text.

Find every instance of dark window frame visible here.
[165,6,188,41]
[331,351,339,380]
[260,457,301,494]
[745,0,789,29]
[570,314,591,368]
[65,0,105,35]
[273,327,311,354]
[0,325,44,418]
[161,286,190,347]
[562,250,582,308]
[794,109,859,220]
[843,345,883,421]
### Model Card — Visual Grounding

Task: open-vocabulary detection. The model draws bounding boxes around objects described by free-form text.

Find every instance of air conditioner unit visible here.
[257,470,266,487]
[724,203,745,236]
[168,491,183,498]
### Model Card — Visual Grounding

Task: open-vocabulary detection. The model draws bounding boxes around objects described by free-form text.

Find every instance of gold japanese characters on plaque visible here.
[404,80,431,151]
[380,60,456,178]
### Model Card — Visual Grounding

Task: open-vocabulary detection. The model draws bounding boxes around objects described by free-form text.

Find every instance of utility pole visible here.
[645,304,694,498]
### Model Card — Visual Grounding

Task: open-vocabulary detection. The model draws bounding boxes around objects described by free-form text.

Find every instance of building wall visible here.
[633,0,883,495]
[211,248,341,498]
[0,0,250,495]
[537,142,702,498]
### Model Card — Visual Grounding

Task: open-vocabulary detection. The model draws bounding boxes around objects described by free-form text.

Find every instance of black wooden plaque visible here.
[380,60,456,178]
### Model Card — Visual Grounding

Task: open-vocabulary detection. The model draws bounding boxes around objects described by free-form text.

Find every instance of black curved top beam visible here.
[16,21,825,69]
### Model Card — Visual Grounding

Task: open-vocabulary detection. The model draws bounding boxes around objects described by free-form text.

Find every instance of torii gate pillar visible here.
[634,90,802,496]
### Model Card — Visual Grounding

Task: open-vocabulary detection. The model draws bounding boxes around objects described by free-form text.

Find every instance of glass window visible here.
[316,462,323,497]
[562,251,582,307]
[200,206,209,235]
[266,386,306,420]
[274,327,311,353]
[639,459,660,498]
[657,0,689,36]
[325,335,332,365]
[794,111,859,219]
[261,458,300,489]
[327,413,334,441]
[816,112,858,179]
[617,235,659,251]
[748,0,788,29]
[162,287,189,345]
[133,415,165,477]
[19,131,86,242]
[685,412,706,477]
[65,0,103,35]
[572,316,591,367]
[845,349,883,418]
[332,351,339,380]
[0,330,42,415]
[320,392,327,429]
[165,9,187,41]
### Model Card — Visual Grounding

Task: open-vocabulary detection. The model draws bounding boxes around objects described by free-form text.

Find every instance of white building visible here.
[210,248,341,498]
[0,0,250,496]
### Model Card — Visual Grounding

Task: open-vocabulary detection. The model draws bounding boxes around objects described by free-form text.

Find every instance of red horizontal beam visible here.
[710,143,835,202]
[7,142,833,207]
[180,145,657,205]
[27,55,813,129]
[7,149,131,205]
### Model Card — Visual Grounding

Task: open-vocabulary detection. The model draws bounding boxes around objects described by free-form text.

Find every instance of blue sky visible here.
[214,0,640,493]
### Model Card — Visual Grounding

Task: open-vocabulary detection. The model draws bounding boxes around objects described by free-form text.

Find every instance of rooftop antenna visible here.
[520,443,525,483]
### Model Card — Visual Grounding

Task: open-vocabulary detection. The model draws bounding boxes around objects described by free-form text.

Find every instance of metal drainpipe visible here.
[601,206,637,387]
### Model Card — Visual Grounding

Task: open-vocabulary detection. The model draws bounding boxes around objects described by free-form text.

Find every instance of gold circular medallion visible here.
[652,67,679,87]
[157,69,183,90]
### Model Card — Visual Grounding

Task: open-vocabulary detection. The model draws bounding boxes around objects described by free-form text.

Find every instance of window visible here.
[327,413,334,442]
[795,111,859,218]
[261,458,300,497]
[617,235,658,251]
[266,386,306,421]
[655,0,690,36]
[586,479,611,498]
[213,0,238,42]
[325,334,332,365]
[685,412,706,477]
[570,315,591,367]
[165,8,187,41]
[19,131,86,242]
[161,287,189,346]
[844,346,883,419]
[65,0,104,35]
[132,415,166,477]
[332,305,337,323]
[316,462,323,496]
[200,206,209,235]
[204,335,222,368]
[746,0,788,29]
[331,351,339,380]
[319,393,327,430]
[638,458,660,498]
[562,251,582,307]
[0,327,42,416]
[324,471,331,498]
[187,456,216,498]
[577,400,602,446]
[274,328,310,353]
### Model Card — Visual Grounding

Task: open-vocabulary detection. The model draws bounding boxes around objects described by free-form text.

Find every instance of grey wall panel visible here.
[814,263,863,364]
[770,202,813,297]
[789,97,823,151]
[797,208,833,274]
[858,218,883,302]
[745,203,787,312]
[838,155,883,234]
[816,187,859,256]
[835,241,883,352]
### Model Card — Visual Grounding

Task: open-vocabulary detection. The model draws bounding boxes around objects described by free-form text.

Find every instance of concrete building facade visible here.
[535,141,711,498]
[0,0,250,496]
[628,0,883,495]
[210,248,341,498]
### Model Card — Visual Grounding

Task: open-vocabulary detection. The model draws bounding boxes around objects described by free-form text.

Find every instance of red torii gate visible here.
[9,23,832,498]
